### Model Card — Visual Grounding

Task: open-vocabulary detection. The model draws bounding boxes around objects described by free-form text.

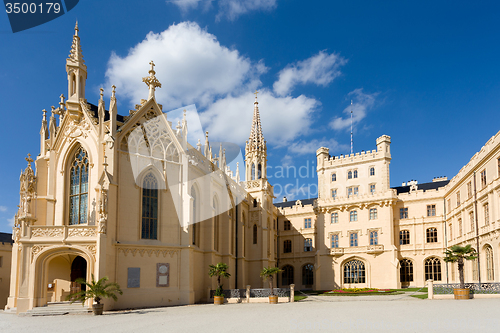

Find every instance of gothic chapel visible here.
[6,24,278,313]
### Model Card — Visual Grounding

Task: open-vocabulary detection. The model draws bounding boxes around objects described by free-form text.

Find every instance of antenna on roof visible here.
[350,100,353,155]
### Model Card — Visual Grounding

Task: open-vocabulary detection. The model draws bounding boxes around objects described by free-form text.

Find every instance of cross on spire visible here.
[142,60,161,100]
[25,154,33,164]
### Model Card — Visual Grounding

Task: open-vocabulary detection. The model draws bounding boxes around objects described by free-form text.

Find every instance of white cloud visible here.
[216,0,278,21]
[274,51,347,96]
[288,138,348,155]
[105,22,265,109]
[280,154,293,167]
[0,206,7,212]
[329,89,378,131]
[199,90,319,146]
[169,0,277,21]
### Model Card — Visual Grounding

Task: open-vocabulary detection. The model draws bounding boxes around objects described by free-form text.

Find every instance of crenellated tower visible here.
[245,92,267,181]
[65,21,87,121]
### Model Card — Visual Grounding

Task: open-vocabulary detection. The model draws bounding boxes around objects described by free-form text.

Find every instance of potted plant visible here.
[444,244,477,300]
[260,267,282,304]
[208,262,231,305]
[67,274,123,315]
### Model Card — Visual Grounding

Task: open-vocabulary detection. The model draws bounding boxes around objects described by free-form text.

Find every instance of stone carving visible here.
[31,245,47,262]
[250,211,259,222]
[86,244,97,260]
[32,227,64,238]
[98,183,108,235]
[67,227,97,237]
[118,247,179,258]
[18,154,37,218]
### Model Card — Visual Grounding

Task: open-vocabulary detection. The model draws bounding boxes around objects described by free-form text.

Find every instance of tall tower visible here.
[245,92,267,181]
[65,21,87,121]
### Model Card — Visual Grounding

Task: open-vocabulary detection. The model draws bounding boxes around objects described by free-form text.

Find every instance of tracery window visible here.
[344,260,365,284]
[302,264,314,286]
[251,163,256,180]
[141,173,158,239]
[425,257,442,281]
[400,259,414,283]
[282,265,294,286]
[426,228,437,243]
[486,245,494,281]
[69,147,89,225]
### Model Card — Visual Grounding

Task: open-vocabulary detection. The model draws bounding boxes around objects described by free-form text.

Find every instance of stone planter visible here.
[92,303,104,315]
[269,295,278,304]
[454,288,470,300]
[214,296,224,305]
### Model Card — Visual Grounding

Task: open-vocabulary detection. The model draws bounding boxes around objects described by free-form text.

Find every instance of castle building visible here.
[5,24,500,313]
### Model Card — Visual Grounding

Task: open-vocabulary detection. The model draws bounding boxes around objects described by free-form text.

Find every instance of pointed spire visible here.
[49,107,57,147]
[222,148,226,171]
[248,90,265,152]
[236,162,240,182]
[68,21,85,66]
[109,85,117,137]
[204,131,210,157]
[40,109,48,155]
[142,60,161,100]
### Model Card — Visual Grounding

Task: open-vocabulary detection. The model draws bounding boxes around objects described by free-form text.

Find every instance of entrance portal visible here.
[70,256,87,294]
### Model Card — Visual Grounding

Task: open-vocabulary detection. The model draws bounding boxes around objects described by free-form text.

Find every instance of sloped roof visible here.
[0,232,13,244]
[392,180,450,194]
[274,197,317,209]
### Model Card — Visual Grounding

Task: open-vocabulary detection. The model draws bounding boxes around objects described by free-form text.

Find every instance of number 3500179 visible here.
[5,3,61,14]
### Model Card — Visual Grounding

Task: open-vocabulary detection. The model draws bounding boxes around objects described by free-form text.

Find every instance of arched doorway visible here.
[71,256,87,293]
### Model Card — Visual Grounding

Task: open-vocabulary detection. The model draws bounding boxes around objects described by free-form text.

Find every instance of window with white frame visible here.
[347,171,353,179]
[399,230,410,245]
[369,208,377,220]
[349,210,358,222]
[304,218,312,229]
[331,189,337,199]
[304,238,313,252]
[331,234,339,248]
[349,232,358,247]
[426,228,437,243]
[370,184,375,195]
[353,170,358,178]
[331,212,338,224]
[427,204,436,217]
[369,231,378,245]
[484,203,489,225]
[369,167,375,176]
[481,169,487,188]
[353,186,359,196]
[347,187,353,197]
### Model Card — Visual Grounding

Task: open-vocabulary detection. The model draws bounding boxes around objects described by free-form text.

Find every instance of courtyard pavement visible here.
[1,294,499,333]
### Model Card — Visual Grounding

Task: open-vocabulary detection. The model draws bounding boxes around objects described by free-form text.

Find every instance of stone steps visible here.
[21,302,92,316]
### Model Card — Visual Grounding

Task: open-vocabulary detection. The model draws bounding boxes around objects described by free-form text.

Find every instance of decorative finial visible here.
[51,105,55,112]
[111,85,116,98]
[100,87,104,100]
[59,94,65,108]
[142,60,161,100]
[25,153,33,164]
[254,90,259,103]
[42,109,47,119]
[74,21,79,36]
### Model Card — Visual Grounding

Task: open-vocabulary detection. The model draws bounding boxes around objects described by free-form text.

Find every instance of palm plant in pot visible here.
[67,274,123,315]
[260,267,282,304]
[208,262,231,305]
[444,244,477,300]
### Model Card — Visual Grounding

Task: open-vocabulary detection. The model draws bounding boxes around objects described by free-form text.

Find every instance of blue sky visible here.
[1,0,500,233]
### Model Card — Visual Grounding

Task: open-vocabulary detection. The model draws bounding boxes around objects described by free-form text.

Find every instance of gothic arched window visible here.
[69,147,89,225]
[486,245,494,281]
[141,173,158,239]
[400,259,413,283]
[302,264,314,286]
[251,163,256,180]
[282,265,294,286]
[257,164,262,179]
[424,257,442,281]
[344,259,366,284]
